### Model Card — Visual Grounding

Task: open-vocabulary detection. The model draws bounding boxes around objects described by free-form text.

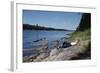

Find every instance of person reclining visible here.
[62,39,80,48]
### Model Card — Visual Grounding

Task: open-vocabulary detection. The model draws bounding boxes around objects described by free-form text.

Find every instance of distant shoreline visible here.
[23,24,74,31]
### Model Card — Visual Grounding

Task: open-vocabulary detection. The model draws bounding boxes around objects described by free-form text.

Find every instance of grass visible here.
[66,29,91,42]
[64,29,91,59]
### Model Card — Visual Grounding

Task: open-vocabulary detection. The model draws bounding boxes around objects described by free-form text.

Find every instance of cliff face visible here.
[76,13,91,31]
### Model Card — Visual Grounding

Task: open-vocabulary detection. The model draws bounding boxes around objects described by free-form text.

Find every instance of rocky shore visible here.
[23,39,90,62]
[23,13,91,63]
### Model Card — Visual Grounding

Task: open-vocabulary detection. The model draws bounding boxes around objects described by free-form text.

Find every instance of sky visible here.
[23,10,83,30]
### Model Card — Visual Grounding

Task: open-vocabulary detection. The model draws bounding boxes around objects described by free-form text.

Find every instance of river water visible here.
[23,30,73,56]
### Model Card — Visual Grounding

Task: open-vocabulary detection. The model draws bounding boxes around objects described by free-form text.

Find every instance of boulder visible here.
[50,48,59,56]
[34,52,49,62]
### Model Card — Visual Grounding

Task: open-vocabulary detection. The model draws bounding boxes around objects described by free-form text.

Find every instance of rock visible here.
[24,39,90,62]
[33,58,42,62]
[43,55,57,61]
[50,48,59,56]
[55,50,77,60]
[43,48,63,61]
[23,54,39,62]
[34,52,49,62]
[23,56,29,62]
[38,53,49,59]
[43,47,78,61]
[37,46,48,53]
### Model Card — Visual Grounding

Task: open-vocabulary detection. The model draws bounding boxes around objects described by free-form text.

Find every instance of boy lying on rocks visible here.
[62,39,80,48]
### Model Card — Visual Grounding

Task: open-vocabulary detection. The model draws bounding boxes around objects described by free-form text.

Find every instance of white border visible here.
[11,1,97,72]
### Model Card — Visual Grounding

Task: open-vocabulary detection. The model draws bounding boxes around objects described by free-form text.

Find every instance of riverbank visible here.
[23,13,91,62]
[23,35,90,62]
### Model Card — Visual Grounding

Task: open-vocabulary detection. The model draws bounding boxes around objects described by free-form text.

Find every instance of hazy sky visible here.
[23,10,83,30]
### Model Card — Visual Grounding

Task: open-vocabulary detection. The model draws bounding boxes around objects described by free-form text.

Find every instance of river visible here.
[23,30,73,56]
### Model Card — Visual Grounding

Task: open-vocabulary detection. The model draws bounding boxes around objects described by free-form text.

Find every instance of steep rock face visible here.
[76,13,91,31]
